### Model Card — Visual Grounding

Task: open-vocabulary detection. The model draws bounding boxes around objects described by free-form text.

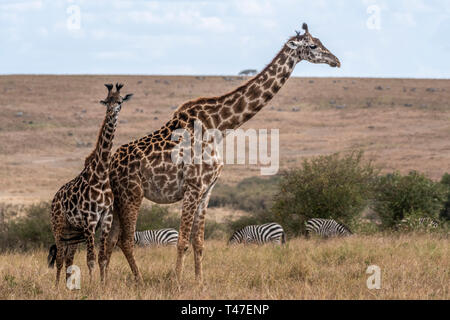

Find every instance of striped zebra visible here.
[418,217,439,228]
[399,217,439,229]
[305,218,352,238]
[134,228,179,247]
[228,223,286,245]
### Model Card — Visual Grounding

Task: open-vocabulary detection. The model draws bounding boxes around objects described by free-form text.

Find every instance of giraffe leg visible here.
[84,228,96,283]
[191,181,216,285]
[192,216,206,284]
[51,206,65,287]
[98,209,113,284]
[176,187,202,283]
[117,197,143,283]
[64,244,78,282]
[55,241,65,286]
[103,211,121,284]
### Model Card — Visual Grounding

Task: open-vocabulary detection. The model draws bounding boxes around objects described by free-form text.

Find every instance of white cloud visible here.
[111,0,134,10]
[126,7,233,33]
[37,27,49,37]
[0,12,22,24]
[0,1,43,11]
[198,16,233,33]
[94,51,135,60]
[393,12,416,27]
[234,0,273,16]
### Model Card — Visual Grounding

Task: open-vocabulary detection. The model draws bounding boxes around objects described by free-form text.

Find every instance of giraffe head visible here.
[286,23,341,68]
[100,83,133,115]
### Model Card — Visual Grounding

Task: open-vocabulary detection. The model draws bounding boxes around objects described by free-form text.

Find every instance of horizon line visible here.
[0,74,449,81]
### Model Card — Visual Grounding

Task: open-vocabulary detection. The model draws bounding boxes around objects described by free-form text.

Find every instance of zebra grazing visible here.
[229,223,286,245]
[305,218,352,238]
[418,217,439,228]
[399,217,439,230]
[134,228,179,247]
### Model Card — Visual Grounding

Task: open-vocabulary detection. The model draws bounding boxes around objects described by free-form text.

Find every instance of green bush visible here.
[204,220,228,240]
[441,173,450,220]
[210,176,280,214]
[374,171,447,229]
[271,151,377,236]
[396,211,442,233]
[0,202,53,251]
[211,176,281,236]
[136,205,179,231]
[348,218,380,235]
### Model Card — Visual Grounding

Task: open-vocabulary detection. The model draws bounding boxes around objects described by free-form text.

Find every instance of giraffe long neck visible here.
[174,46,298,132]
[85,112,118,179]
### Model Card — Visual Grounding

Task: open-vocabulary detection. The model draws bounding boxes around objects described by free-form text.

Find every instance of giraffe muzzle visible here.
[329,55,341,68]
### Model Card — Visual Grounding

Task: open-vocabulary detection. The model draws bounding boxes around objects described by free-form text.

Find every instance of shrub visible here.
[374,171,447,229]
[136,205,179,231]
[204,220,228,240]
[348,218,380,235]
[271,151,377,236]
[440,173,450,220]
[396,211,442,233]
[0,202,53,251]
[210,176,280,214]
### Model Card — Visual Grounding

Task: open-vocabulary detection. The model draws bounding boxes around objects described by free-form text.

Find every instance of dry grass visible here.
[0,234,447,300]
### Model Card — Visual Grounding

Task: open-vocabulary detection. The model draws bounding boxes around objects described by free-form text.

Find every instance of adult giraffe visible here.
[104,23,341,284]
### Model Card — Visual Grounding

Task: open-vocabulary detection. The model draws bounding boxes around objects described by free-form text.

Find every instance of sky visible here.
[0,0,449,78]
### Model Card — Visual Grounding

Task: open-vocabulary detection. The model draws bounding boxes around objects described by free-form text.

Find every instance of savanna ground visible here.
[0,76,449,299]
[0,235,448,300]
[1,76,449,205]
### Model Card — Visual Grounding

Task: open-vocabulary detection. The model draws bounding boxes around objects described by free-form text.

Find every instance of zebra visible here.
[228,223,286,245]
[418,217,439,228]
[305,218,352,238]
[399,217,439,230]
[134,228,179,247]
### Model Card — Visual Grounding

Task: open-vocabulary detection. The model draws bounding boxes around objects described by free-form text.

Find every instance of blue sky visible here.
[1,0,449,78]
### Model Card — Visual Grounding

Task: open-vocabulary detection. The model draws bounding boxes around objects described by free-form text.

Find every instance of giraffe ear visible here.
[123,93,133,102]
[287,40,300,50]
[100,100,107,106]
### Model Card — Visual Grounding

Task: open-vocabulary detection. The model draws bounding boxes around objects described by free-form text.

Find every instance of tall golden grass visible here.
[0,234,448,300]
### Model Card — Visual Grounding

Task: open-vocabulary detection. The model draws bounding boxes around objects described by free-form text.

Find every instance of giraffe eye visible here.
[310,45,317,50]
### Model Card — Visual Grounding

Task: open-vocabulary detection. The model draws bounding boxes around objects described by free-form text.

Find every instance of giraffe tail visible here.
[47,244,57,268]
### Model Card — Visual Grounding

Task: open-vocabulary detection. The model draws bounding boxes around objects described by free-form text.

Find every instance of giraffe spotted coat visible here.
[103,23,341,284]
[49,84,133,285]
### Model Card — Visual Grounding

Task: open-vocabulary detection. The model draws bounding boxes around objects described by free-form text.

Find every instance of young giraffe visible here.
[48,83,133,285]
[104,23,341,284]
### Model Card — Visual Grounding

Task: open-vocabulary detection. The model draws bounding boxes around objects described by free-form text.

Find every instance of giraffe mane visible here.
[173,42,292,115]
